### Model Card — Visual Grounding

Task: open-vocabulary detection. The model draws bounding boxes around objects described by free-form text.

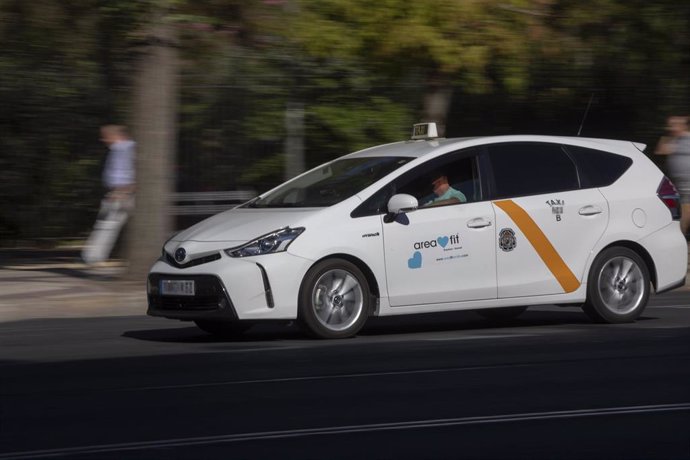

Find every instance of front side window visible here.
[352,148,483,217]
[397,155,480,206]
[487,143,580,199]
[244,157,411,208]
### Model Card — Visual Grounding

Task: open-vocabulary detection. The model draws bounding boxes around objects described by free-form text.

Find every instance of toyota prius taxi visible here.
[147,123,687,339]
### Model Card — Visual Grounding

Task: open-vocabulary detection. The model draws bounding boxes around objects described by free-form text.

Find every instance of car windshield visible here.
[244,156,412,208]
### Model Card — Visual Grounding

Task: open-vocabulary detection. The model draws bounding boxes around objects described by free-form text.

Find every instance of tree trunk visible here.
[126,16,178,280]
[284,102,305,181]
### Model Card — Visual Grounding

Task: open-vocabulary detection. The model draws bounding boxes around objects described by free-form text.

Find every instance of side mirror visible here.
[386,194,418,215]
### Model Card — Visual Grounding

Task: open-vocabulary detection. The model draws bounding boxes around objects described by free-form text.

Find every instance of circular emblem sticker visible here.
[499,228,517,252]
[174,247,187,263]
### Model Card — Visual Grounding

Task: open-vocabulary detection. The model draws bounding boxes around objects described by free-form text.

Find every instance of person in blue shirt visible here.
[424,171,466,207]
[82,125,136,266]
[101,125,136,199]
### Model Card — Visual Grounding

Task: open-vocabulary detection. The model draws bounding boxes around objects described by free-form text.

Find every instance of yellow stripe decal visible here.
[494,200,580,293]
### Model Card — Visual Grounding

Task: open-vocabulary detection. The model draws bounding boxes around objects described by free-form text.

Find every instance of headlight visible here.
[224,227,305,258]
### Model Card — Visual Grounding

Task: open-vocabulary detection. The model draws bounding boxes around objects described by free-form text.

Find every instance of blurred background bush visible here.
[0,0,688,273]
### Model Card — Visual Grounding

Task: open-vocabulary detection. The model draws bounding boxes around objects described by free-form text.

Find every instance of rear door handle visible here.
[579,205,603,216]
[467,217,492,229]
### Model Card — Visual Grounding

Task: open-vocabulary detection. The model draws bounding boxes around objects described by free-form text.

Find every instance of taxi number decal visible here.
[494,200,580,293]
[546,199,565,222]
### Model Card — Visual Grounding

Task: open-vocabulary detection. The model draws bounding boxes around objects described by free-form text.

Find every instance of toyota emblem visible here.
[174,247,187,263]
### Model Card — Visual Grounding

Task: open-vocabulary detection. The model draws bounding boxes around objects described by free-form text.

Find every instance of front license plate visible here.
[160,279,195,296]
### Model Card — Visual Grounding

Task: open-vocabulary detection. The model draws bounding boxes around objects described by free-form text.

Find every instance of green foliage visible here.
[0,0,689,243]
[292,0,547,92]
[530,0,690,142]
[237,153,285,187]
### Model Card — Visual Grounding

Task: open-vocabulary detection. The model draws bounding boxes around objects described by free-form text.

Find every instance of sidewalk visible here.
[0,248,146,322]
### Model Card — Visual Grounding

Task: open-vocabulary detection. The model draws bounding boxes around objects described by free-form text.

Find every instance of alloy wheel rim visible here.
[597,256,645,315]
[311,269,364,331]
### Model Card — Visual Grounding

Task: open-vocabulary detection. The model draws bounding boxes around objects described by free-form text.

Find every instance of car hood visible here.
[171,208,321,243]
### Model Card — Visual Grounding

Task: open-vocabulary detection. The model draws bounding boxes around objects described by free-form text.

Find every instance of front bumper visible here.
[147,250,313,321]
[147,273,238,321]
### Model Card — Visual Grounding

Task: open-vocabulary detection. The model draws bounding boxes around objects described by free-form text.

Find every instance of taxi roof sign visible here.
[411,122,439,140]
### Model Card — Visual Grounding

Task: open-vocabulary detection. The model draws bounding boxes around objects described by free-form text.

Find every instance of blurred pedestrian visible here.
[82,125,136,265]
[656,116,690,235]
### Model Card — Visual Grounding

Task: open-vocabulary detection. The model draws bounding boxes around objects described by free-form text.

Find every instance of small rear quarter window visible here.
[565,145,633,188]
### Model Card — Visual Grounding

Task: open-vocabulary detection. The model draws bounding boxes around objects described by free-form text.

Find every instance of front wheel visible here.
[299,258,371,339]
[583,247,650,323]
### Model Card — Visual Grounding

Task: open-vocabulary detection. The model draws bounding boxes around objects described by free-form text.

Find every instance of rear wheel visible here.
[299,258,371,339]
[194,320,251,338]
[583,247,650,323]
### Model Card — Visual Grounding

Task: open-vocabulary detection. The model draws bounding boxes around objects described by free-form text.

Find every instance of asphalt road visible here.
[0,292,689,459]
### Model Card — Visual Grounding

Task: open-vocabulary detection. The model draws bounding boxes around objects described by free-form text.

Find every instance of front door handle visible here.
[579,205,603,216]
[467,217,492,229]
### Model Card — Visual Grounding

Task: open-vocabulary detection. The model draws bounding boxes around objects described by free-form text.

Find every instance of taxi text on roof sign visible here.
[411,122,439,140]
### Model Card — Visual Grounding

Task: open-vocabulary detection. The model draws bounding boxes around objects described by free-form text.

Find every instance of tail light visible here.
[657,176,681,220]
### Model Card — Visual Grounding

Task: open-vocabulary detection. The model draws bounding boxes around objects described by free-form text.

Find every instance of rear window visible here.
[564,145,633,188]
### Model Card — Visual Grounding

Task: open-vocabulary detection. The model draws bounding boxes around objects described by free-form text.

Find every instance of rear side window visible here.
[564,145,633,188]
[487,143,579,199]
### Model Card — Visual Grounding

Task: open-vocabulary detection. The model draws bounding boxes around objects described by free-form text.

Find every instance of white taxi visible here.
[147,123,687,339]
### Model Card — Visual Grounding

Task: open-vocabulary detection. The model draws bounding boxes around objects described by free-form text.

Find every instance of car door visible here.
[487,142,609,298]
[383,201,497,306]
[380,150,498,307]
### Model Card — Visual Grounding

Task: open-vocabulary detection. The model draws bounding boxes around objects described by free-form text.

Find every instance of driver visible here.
[424,170,467,207]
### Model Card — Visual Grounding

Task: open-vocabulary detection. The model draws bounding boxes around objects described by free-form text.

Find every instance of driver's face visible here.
[432,175,446,195]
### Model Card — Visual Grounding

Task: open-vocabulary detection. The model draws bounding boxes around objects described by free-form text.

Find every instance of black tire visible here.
[194,320,251,338]
[299,258,371,339]
[476,306,528,321]
[582,247,650,323]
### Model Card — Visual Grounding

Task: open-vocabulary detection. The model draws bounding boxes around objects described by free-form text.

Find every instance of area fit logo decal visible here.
[408,251,422,269]
[407,233,467,269]
[413,234,460,250]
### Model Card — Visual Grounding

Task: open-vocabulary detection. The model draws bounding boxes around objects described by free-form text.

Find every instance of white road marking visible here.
[1,403,688,459]
[118,364,537,392]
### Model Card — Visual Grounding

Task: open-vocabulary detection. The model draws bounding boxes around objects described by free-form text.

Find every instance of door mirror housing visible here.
[387,194,418,215]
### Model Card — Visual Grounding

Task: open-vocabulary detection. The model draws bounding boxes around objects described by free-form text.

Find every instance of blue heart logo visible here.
[408,251,422,269]
[437,236,449,248]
